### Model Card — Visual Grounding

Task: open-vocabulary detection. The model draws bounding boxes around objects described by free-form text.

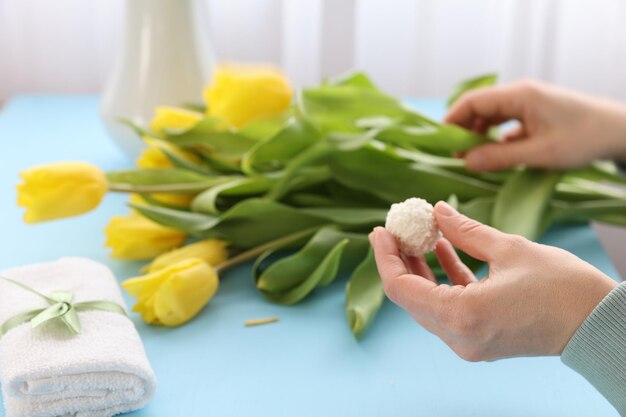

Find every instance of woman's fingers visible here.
[369,227,443,315]
[464,136,551,172]
[434,238,477,286]
[434,201,505,262]
[368,227,410,279]
[445,83,528,129]
[404,255,437,283]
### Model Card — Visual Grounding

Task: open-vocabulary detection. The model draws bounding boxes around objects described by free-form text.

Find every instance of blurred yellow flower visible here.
[122,258,219,326]
[136,138,200,169]
[17,161,107,224]
[129,192,195,209]
[104,213,187,260]
[204,64,292,127]
[143,239,229,273]
[149,106,203,137]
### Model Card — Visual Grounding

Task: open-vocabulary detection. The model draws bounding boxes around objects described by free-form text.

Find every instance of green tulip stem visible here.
[215,227,320,274]
[107,181,220,194]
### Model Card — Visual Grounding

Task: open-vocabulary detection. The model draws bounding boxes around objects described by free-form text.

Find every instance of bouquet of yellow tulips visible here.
[16,65,626,338]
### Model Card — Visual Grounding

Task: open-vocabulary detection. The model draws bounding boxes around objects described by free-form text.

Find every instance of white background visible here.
[2,0,626,101]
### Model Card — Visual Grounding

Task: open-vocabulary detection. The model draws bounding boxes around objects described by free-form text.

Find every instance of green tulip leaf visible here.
[130,203,218,236]
[116,118,158,140]
[552,199,626,224]
[329,71,378,90]
[298,84,409,133]
[447,73,498,107]
[159,147,214,175]
[164,118,258,162]
[199,152,243,174]
[376,123,488,152]
[264,142,335,201]
[327,183,389,208]
[106,169,225,193]
[191,176,275,215]
[301,207,387,227]
[237,112,291,141]
[202,199,329,248]
[566,161,626,185]
[132,194,193,211]
[256,228,370,304]
[458,196,495,225]
[242,117,322,174]
[180,102,207,113]
[345,249,385,339]
[392,147,467,170]
[328,146,497,203]
[492,169,562,240]
[558,176,626,201]
[593,213,626,227]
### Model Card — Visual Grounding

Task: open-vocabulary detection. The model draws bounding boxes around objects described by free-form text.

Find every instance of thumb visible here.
[434,201,506,262]
[465,138,550,172]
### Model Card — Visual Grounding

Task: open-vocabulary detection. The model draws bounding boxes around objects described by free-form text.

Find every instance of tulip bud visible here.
[149,106,203,137]
[104,213,187,260]
[17,161,107,223]
[204,64,292,127]
[123,258,219,326]
[143,239,228,273]
[136,138,200,170]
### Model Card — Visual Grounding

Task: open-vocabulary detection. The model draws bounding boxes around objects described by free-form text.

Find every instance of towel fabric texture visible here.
[0,257,156,417]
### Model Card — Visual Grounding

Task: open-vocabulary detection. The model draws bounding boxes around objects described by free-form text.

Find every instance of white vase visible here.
[101,0,213,157]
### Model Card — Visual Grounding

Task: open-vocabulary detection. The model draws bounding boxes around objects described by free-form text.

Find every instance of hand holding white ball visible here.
[384,198,441,257]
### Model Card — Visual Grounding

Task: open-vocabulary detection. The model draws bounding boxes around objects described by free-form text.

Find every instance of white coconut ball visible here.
[385,197,441,257]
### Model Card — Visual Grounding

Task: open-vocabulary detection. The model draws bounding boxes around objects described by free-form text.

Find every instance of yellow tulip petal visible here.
[137,145,172,169]
[204,64,292,128]
[104,214,187,260]
[145,239,229,273]
[128,193,147,206]
[122,270,169,298]
[17,162,107,223]
[150,193,195,207]
[149,107,203,137]
[154,259,219,326]
[133,293,159,324]
[136,137,201,169]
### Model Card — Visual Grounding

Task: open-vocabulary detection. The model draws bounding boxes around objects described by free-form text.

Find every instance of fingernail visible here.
[435,201,458,216]
[368,229,378,245]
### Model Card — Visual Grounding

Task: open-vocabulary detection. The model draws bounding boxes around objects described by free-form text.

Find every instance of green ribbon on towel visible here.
[0,276,126,338]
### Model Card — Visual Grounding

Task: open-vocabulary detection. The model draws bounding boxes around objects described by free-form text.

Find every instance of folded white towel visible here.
[0,257,156,417]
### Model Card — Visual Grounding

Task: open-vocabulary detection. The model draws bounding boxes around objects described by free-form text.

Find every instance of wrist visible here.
[596,100,626,161]
[557,272,617,354]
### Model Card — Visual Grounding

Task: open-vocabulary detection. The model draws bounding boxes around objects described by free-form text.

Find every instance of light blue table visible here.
[0,96,621,417]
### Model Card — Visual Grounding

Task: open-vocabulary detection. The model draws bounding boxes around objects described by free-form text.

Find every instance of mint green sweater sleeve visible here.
[562,281,626,415]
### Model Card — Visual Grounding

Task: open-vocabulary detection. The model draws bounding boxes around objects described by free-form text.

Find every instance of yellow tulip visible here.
[129,192,195,209]
[122,258,219,326]
[152,193,195,207]
[204,64,292,127]
[17,161,107,223]
[136,138,200,169]
[104,213,187,260]
[143,239,229,273]
[149,106,203,137]
[128,193,149,207]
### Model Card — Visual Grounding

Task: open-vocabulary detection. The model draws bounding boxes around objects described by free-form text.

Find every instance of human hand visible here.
[369,201,617,361]
[445,80,626,171]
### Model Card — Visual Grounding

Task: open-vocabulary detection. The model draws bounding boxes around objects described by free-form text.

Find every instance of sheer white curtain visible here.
[2,0,626,101]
